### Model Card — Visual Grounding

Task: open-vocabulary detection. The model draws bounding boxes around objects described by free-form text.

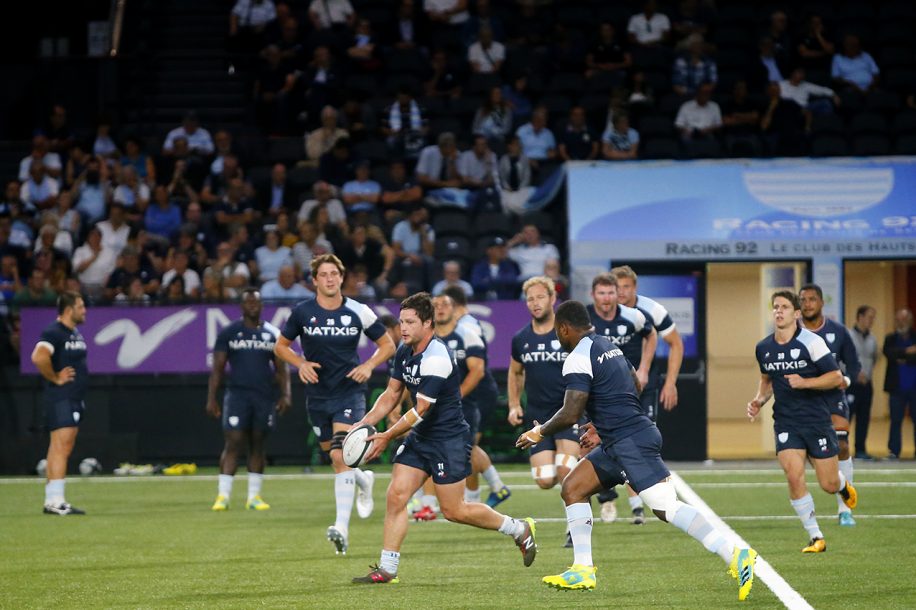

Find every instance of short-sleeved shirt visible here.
[635,294,677,386]
[587,303,652,369]
[808,318,862,410]
[341,179,381,214]
[830,52,879,91]
[233,0,278,27]
[391,338,467,440]
[756,327,839,428]
[515,123,556,160]
[282,297,386,398]
[391,220,434,256]
[511,323,567,413]
[563,333,653,446]
[37,321,88,403]
[456,313,499,400]
[627,12,670,45]
[467,41,506,74]
[439,321,486,400]
[560,126,597,160]
[214,320,281,395]
[601,126,640,152]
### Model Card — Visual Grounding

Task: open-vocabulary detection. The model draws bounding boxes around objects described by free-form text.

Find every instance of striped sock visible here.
[218,474,233,498]
[837,458,853,513]
[790,493,823,540]
[334,471,355,532]
[481,465,504,492]
[670,501,733,563]
[566,502,594,566]
[380,549,400,576]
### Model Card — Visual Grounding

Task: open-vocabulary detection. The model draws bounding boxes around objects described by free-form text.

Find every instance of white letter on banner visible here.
[95,309,198,369]
[207,308,233,349]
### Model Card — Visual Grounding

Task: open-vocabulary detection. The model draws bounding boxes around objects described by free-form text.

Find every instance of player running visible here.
[353,292,536,584]
[207,288,290,511]
[798,283,862,526]
[274,254,396,555]
[749,290,857,552]
[517,301,757,601]
[31,291,89,515]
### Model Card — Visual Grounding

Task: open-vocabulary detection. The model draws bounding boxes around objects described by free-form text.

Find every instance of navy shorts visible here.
[828,395,850,420]
[525,405,580,456]
[45,398,84,431]
[586,425,670,494]
[306,392,366,442]
[223,388,276,432]
[394,431,471,485]
[775,424,839,458]
[462,401,481,443]
[471,383,498,435]
[639,384,659,422]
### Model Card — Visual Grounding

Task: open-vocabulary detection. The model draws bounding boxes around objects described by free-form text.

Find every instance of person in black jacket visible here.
[883,308,916,459]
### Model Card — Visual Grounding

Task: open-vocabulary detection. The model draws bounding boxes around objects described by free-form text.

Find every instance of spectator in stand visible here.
[384,85,428,158]
[206,241,251,299]
[11,268,56,312]
[764,10,791,68]
[214,178,259,238]
[585,22,632,83]
[387,0,426,50]
[425,48,464,100]
[416,132,463,191]
[751,37,786,94]
[72,227,118,299]
[97,202,130,253]
[507,223,559,281]
[832,34,880,94]
[347,18,382,73]
[297,180,347,228]
[92,116,119,160]
[293,45,342,130]
[675,82,722,142]
[0,180,25,216]
[34,222,72,258]
[306,105,348,164]
[472,86,513,142]
[292,220,332,272]
[471,236,519,300]
[114,276,151,305]
[380,160,423,227]
[498,134,531,200]
[601,113,640,160]
[20,162,59,211]
[261,263,314,302]
[181,204,215,256]
[722,80,762,157]
[0,253,22,305]
[468,26,505,74]
[342,161,382,223]
[672,34,717,97]
[760,82,806,156]
[162,275,189,304]
[457,134,498,193]
[104,245,160,302]
[145,185,183,242]
[45,104,75,156]
[19,134,62,182]
[671,0,712,43]
[163,145,200,203]
[255,45,295,134]
[73,157,109,225]
[549,23,587,73]
[780,67,840,116]
[337,224,391,289]
[271,14,305,73]
[502,73,533,125]
[308,0,355,31]
[162,249,201,299]
[46,190,81,240]
[797,14,835,72]
[319,137,356,187]
[162,112,214,157]
[112,165,150,219]
[6,200,35,251]
[261,163,297,218]
[341,264,377,300]
[432,260,473,298]
[64,143,95,189]
[229,0,277,53]
[254,229,293,283]
[424,0,470,27]
[209,130,236,177]
[121,136,156,185]
[201,154,251,205]
[275,210,298,247]
[543,258,568,301]
[515,106,557,168]
[462,0,504,46]
[559,106,599,162]
[390,204,433,293]
[200,268,227,303]
[627,0,670,47]
[508,0,550,47]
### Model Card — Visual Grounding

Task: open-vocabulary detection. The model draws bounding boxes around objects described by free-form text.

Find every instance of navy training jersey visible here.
[438,322,486,394]
[587,303,652,369]
[456,312,498,399]
[636,294,676,388]
[755,327,839,428]
[563,333,653,446]
[214,320,281,396]
[282,297,387,398]
[808,318,862,407]
[37,321,89,402]
[511,323,567,413]
[391,337,468,440]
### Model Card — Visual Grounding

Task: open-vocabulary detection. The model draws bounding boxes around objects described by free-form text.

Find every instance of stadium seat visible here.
[879,47,915,69]
[865,90,901,114]
[387,49,427,76]
[432,211,471,238]
[810,135,849,157]
[586,71,620,94]
[386,74,421,96]
[474,212,516,238]
[428,117,463,139]
[549,73,586,96]
[895,134,916,154]
[540,94,573,117]
[288,166,318,193]
[876,22,912,46]
[434,236,471,261]
[849,112,888,135]
[893,111,916,134]
[268,138,304,165]
[878,2,916,20]
[354,139,389,164]
[853,135,891,156]
[642,137,680,159]
[884,69,916,93]
[520,211,555,235]
[247,165,272,192]
[467,73,502,95]
[683,138,722,159]
[811,114,845,135]
[344,74,379,98]
[638,115,676,137]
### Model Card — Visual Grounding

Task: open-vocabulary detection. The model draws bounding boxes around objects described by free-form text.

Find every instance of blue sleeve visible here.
[466,343,486,360]
[812,350,839,375]
[364,320,387,342]
[839,330,861,381]
[214,327,230,353]
[39,326,61,352]
[510,334,522,363]
[281,307,301,341]
[563,372,592,394]
[672,57,686,87]
[417,374,446,402]
[391,354,404,383]
[755,343,767,375]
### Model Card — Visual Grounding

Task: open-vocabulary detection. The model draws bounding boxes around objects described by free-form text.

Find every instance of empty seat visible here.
[811,114,845,135]
[268,138,304,165]
[865,89,901,113]
[893,111,916,134]
[354,139,389,164]
[549,73,587,95]
[638,115,675,137]
[895,134,916,154]
[853,134,891,156]
[848,112,888,135]
[683,138,722,159]
[432,211,471,238]
[434,236,471,261]
[474,212,516,238]
[810,135,849,157]
[642,137,679,159]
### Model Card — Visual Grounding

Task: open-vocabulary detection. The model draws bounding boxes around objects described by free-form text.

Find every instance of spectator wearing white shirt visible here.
[72,227,119,298]
[19,135,62,182]
[96,203,131,253]
[780,67,840,114]
[457,135,497,190]
[19,162,59,210]
[162,249,202,299]
[261,264,315,302]
[230,0,277,54]
[112,166,151,218]
[308,0,355,30]
[206,242,251,299]
[431,260,473,298]
[675,82,722,140]
[507,224,559,281]
[467,26,505,74]
[424,0,469,25]
[254,230,293,283]
[627,0,670,47]
[297,180,347,227]
[162,112,214,156]
[515,106,557,165]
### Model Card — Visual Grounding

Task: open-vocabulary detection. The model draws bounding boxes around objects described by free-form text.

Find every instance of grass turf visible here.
[1,462,914,609]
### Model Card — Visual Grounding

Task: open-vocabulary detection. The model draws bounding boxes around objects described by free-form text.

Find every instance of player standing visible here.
[587,272,656,524]
[32,291,88,515]
[207,288,290,511]
[442,286,510,507]
[749,290,857,552]
[798,283,862,526]
[517,301,757,600]
[352,292,536,584]
[274,254,396,554]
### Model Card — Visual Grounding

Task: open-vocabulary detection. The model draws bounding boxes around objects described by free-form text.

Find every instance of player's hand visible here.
[579,422,599,451]
[363,432,390,462]
[515,421,543,450]
[507,405,524,426]
[785,374,807,389]
[636,369,649,394]
[856,371,868,385]
[206,399,221,419]
[746,399,762,421]
[276,396,290,415]
[55,367,76,385]
[298,361,321,384]
[660,382,678,411]
[346,362,373,384]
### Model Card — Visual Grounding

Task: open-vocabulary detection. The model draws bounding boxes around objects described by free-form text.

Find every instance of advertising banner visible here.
[20,301,530,374]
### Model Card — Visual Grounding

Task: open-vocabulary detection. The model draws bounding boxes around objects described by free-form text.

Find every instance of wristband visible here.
[404,407,424,428]
[525,424,543,443]
[843,376,851,388]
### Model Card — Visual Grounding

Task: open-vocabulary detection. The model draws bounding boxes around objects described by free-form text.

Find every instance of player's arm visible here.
[364,382,430,462]
[516,389,589,449]
[274,334,322,384]
[838,332,861,390]
[30,342,74,386]
[206,350,228,418]
[347,332,396,383]
[460,355,485,398]
[629,364,643,394]
[360,376,408,428]
[659,327,684,411]
[636,326,657,391]
[274,354,291,415]
[506,357,526,426]
[785,369,843,391]
[747,374,773,420]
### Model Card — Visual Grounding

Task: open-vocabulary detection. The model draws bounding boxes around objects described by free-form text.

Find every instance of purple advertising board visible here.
[20,301,531,374]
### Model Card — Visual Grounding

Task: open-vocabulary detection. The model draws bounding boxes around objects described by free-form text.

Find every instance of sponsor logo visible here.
[597,347,624,363]
[537,343,545,350]
[396,444,405,456]
[778,432,789,443]
[341,315,352,326]
[551,340,561,350]
[448,340,458,349]
[228,339,275,351]
[228,416,239,427]
[762,359,809,371]
[520,351,567,363]
[312,426,322,437]
[73,412,81,423]
[606,335,633,347]
[790,348,801,359]
[826,333,835,343]
[94,309,198,369]
[617,324,627,335]
[301,326,360,337]
[778,352,785,360]
[64,340,88,350]
[343,408,352,419]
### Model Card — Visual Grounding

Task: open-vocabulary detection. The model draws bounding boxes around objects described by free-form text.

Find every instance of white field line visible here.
[448,514,916,523]
[670,471,814,610]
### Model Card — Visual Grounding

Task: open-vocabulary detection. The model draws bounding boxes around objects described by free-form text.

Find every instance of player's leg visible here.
[777,446,826,552]
[246,428,269,510]
[44,404,83,515]
[832,408,856,525]
[850,382,873,458]
[213,429,246,510]
[462,405,483,502]
[530,450,558,490]
[626,387,660,523]
[477,396,510,507]
[553,437,579,547]
[412,477,439,520]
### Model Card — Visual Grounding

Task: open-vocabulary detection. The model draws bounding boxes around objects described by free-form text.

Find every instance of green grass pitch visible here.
[1,462,914,609]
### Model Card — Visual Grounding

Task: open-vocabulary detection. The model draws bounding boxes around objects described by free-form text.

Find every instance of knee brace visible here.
[330,430,348,451]
[554,453,578,470]
[638,480,679,520]
[531,464,557,481]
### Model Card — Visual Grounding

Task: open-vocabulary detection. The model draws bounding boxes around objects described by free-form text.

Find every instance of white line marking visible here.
[670,471,814,610]
[417,513,916,524]
[690,481,916,488]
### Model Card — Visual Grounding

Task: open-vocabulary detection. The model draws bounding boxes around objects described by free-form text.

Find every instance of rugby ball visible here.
[79,457,102,476]
[342,424,377,468]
